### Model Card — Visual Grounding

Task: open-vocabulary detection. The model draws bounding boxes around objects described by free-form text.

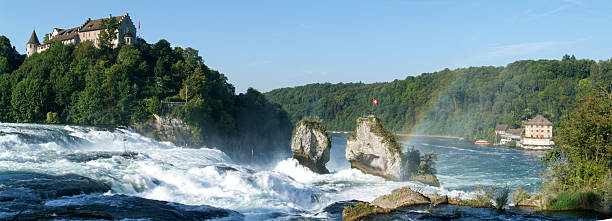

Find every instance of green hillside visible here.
[265,56,612,141]
[0,34,291,164]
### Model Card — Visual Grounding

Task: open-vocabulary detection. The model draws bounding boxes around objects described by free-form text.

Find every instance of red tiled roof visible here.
[525,115,552,126]
[47,27,79,44]
[80,15,125,32]
[495,124,509,132]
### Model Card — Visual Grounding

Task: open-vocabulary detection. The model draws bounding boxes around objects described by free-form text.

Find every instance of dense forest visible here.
[0,31,291,165]
[265,55,612,142]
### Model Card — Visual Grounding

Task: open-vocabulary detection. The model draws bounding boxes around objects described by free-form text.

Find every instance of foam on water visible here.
[0,123,331,218]
[0,123,544,219]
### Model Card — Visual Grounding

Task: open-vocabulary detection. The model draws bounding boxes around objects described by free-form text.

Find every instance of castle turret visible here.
[26,30,40,57]
[123,32,134,45]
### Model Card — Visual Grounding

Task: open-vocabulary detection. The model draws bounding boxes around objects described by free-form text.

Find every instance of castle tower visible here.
[26,30,40,57]
[123,32,134,45]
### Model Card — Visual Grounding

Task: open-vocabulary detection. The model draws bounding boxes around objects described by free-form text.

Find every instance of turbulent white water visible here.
[0,123,543,220]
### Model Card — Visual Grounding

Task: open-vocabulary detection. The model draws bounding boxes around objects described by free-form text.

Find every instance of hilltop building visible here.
[27,13,136,57]
[519,115,554,149]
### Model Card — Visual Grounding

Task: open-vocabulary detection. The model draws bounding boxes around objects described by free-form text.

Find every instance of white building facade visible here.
[519,115,554,149]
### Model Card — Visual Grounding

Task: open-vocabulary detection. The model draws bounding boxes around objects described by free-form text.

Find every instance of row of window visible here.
[533,130,551,133]
[530,125,551,128]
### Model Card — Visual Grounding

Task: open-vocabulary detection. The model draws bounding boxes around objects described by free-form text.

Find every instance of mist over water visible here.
[0,123,553,220]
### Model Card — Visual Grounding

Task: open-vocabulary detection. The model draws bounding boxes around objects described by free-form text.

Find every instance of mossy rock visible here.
[410,174,440,187]
[371,186,430,209]
[349,115,401,156]
[342,202,390,221]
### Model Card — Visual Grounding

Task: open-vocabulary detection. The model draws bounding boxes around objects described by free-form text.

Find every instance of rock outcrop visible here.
[345,115,405,180]
[411,174,441,187]
[133,114,191,146]
[291,119,331,173]
[371,187,430,209]
[342,186,448,221]
[342,201,389,221]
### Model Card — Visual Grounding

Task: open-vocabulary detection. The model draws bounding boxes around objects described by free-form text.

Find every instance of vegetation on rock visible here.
[341,202,390,221]
[292,118,331,148]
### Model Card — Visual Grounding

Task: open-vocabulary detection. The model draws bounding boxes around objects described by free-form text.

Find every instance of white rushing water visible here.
[0,123,509,220]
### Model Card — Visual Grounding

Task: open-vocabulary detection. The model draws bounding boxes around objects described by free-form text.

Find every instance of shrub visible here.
[45,112,59,124]
[147,96,164,115]
[506,140,516,147]
[548,191,600,210]
[418,152,437,175]
[494,186,510,210]
[602,172,612,211]
[462,185,494,208]
[511,186,530,205]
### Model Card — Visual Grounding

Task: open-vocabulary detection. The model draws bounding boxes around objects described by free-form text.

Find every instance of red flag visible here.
[138,20,140,30]
[373,98,378,105]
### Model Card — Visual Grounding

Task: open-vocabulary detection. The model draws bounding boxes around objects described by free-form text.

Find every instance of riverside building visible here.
[519,115,554,149]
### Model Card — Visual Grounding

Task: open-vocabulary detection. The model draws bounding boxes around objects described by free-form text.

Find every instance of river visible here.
[0,123,606,220]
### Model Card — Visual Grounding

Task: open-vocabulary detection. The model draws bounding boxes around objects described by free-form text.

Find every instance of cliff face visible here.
[345,115,404,180]
[291,120,331,174]
[132,114,191,146]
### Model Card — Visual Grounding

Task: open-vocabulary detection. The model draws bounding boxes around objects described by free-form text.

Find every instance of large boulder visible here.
[371,187,430,209]
[342,186,448,220]
[411,174,440,187]
[345,115,405,180]
[291,119,331,173]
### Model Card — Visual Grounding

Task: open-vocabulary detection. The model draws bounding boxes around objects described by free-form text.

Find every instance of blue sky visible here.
[1,0,611,93]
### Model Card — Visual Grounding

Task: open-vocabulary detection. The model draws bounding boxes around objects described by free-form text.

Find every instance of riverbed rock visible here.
[342,201,390,221]
[425,193,448,206]
[0,172,110,203]
[371,186,430,209]
[291,119,331,173]
[342,186,447,220]
[0,172,243,220]
[411,174,441,187]
[39,194,244,220]
[345,115,405,180]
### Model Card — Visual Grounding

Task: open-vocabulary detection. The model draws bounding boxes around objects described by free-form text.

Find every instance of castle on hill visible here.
[27,13,137,57]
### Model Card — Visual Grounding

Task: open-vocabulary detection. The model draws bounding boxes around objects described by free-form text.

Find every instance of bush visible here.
[511,186,530,205]
[147,96,164,115]
[494,186,510,210]
[603,172,612,211]
[45,112,59,124]
[418,152,437,175]
[548,191,600,210]
[506,140,516,147]
[461,185,494,208]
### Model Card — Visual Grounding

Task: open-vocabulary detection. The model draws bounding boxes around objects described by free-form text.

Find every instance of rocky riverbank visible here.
[341,186,610,221]
[0,172,243,220]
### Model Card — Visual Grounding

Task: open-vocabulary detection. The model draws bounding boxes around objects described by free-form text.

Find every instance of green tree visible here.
[98,16,119,50]
[11,78,48,122]
[543,80,612,191]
